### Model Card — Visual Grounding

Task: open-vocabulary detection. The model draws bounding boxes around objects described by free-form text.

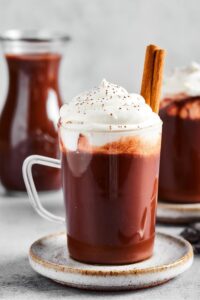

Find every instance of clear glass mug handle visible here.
[22,155,65,224]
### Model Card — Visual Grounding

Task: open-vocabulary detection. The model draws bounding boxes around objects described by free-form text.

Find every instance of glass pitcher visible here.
[0,30,70,191]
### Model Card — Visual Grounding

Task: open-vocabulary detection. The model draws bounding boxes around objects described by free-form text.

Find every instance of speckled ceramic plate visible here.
[157,201,200,224]
[29,232,193,291]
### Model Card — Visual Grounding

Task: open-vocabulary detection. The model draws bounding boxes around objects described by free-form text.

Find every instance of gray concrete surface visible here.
[0,188,200,300]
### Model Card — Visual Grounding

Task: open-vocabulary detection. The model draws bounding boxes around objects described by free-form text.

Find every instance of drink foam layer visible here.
[60,79,160,131]
[59,79,162,152]
[163,62,200,97]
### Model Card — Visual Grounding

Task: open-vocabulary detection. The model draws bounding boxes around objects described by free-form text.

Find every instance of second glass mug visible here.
[23,122,162,264]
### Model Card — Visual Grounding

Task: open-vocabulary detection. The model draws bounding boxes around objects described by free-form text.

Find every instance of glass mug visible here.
[23,122,162,264]
[159,95,200,203]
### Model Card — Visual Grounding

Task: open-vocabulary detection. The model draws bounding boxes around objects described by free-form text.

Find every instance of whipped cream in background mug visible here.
[163,62,200,97]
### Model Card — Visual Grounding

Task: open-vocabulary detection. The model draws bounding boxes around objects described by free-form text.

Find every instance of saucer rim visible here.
[158,200,200,212]
[157,200,200,223]
[29,231,193,277]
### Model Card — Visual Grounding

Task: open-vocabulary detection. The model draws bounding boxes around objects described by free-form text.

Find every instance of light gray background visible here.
[0,0,200,109]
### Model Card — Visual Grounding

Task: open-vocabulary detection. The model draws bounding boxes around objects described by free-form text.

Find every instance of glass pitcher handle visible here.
[22,155,65,224]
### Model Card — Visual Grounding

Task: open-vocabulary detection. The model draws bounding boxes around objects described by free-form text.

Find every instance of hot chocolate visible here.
[59,79,162,264]
[159,63,200,203]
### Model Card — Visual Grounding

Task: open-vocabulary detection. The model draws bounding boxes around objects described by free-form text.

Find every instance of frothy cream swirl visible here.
[60,79,161,131]
[163,62,200,97]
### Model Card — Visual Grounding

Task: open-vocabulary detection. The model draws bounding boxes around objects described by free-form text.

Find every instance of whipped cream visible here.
[163,62,200,97]
[60,79,161,131]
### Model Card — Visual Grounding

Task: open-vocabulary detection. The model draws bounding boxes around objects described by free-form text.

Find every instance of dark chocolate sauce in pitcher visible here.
[0,53,62,191]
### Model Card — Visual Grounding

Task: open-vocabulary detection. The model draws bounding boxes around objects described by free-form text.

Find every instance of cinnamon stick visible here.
[151,49,166,113]
[140,44,159,105]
